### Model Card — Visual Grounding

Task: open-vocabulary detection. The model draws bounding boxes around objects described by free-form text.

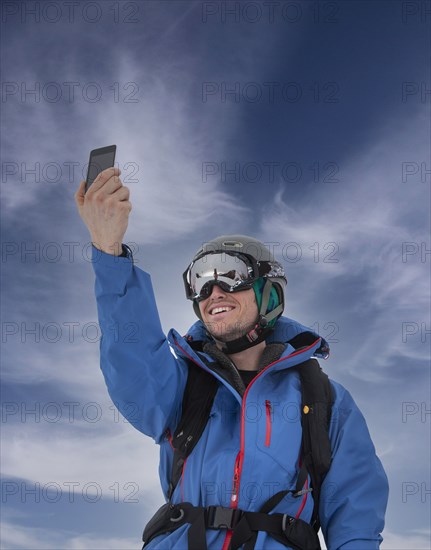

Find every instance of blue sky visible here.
[1,1,430,548]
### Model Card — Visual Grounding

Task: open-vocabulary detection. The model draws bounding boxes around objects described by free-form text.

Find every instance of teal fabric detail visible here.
[252,278,280,328]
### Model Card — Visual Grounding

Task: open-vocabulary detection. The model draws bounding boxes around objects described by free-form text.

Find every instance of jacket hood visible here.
[183,315,330,360]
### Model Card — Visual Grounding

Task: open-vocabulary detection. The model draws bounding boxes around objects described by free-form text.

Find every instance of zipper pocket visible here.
[265,400,272,447]
[231,452,241,505]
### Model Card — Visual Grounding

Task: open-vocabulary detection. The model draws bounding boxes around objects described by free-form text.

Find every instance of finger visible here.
[121,200,132,212]
[88,167,121,194]
[112,185,130,201]
[74,180,86,205]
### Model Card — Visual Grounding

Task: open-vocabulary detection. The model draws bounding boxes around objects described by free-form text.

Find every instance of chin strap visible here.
[216,315,271,354]
[214,280,284,355]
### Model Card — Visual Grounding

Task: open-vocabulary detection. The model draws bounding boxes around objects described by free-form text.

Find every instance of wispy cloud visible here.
[318,528,431,550]
[0,520,139,550]
[258,108,429,381]
[1,408,162,494]
[381,529,431,550]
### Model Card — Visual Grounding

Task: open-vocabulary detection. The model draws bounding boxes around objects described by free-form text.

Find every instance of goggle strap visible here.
[258,279,283,323]
[260,279,273,316]
[265,303,284,323]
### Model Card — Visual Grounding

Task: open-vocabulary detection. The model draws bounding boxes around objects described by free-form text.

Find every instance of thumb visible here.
[75,180,86,207]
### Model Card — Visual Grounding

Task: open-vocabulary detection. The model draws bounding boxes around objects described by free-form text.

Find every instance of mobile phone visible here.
[85,145,117,194]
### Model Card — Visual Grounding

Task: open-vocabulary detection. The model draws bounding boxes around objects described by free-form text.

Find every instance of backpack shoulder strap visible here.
[167,353,219,500]
[294,357,334,531]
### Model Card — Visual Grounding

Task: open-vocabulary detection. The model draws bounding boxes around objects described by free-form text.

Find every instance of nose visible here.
[207,283,227,299]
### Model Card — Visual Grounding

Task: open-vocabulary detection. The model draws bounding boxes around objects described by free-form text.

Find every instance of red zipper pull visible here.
[231,452,241,505]
[265,400,272,447]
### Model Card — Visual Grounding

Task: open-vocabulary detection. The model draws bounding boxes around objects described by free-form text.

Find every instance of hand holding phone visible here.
[75,146,132,256]
[85,145,117,194]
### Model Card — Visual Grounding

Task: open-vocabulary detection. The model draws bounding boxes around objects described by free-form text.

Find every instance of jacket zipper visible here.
[265,400,272,447]
[175,336,322,549]
[221,338,321,550]
[220,451,242,550]
[295,475,309,519]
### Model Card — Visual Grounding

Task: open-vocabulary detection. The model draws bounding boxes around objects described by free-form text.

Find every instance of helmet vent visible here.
[222,241,243,248]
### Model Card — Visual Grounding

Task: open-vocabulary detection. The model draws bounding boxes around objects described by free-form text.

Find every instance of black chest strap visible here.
[142,500,320,550]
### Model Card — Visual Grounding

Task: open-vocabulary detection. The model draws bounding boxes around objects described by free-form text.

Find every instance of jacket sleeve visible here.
[319,381,389,550]
[90,244,188,443]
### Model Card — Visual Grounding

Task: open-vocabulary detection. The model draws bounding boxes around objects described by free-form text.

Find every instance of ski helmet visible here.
[183,235,287,353]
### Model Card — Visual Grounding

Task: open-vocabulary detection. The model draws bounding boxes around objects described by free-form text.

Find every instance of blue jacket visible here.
[91,245,389,550]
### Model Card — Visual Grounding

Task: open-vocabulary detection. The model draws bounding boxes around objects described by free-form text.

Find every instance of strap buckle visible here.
[206,506,242,530]
[292,487,313,498]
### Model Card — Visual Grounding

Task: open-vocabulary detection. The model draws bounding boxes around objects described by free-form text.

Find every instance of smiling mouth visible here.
[208,306,235,316]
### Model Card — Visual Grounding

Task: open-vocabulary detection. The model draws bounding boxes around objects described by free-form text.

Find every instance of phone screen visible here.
[85,145,116,194]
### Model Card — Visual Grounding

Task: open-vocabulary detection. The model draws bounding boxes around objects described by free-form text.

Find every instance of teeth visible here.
[210,306,233,315]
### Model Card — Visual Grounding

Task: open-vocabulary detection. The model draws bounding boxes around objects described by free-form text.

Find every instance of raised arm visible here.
[75,170,188,442]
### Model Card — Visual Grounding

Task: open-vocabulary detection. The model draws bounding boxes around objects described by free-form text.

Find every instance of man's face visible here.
[198,284,259,343]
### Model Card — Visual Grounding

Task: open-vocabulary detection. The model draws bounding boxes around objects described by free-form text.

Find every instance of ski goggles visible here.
[183,251,284,302]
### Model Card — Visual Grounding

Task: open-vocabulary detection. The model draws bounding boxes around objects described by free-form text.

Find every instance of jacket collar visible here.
[183,315,330,360]
[169,316,329,403]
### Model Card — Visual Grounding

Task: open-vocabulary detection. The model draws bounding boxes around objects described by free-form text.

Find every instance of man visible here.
[75,168,389,549]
